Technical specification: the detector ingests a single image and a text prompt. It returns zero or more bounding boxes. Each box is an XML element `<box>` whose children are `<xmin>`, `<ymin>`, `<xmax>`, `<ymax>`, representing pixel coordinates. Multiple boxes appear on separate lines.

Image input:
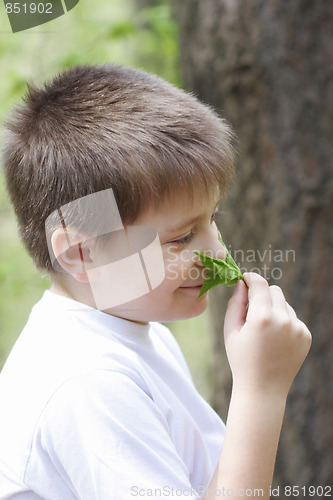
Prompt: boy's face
<box><xmin>95</xmin><ymin>189</ymin><xmax>227</xmax><ymax>323</ymax></box>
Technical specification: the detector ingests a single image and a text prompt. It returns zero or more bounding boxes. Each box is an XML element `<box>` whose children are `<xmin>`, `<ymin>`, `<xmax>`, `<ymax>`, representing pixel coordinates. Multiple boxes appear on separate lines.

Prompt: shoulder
<box><xmin>45</xmin><ymin>368</ymin><xmax>154</xmax><ymax>415</ymax></box>
<box><xmin>149</xmin><ymin>322</ymin><xmax>193</xmax><ymax>379</ymax></box>
<box><xmin>35</xmin><ymin>368</ymin><xmax>167</xmax><ymax>456</ymax></box>
<box><xmin>149</xmin><ymin>321</ymin><xmax>181</xmax><ymax>354</ymax></box>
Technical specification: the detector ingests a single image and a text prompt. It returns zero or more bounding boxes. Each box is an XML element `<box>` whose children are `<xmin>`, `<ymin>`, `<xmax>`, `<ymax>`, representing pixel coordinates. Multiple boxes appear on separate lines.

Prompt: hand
<box><xmin>224</xmin><ymin>273</ymin><xmax>312</xmax><ymax>398</ymax></box>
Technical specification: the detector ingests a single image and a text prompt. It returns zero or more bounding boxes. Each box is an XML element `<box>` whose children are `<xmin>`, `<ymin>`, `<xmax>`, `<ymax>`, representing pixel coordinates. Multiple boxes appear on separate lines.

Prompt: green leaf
<box><xmin>194</xmin><ymin>231</ymin><xmax>244</xmax><ymax>297</ymax></box>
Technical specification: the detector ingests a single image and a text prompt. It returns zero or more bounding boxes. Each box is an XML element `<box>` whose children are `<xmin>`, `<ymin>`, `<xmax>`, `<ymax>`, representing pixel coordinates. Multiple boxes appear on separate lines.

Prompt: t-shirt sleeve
<box><xmin>25</xmin><ymin>370</ymin><xmax>203</xmax><ymax>500</ymax></box>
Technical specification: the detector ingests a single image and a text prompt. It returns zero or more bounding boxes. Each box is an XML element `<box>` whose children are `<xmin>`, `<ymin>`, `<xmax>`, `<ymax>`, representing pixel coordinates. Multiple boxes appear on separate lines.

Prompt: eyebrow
<box><xmin>164</xmin><ymin>200</ymin><xmax>221</xmax><ymax>236</ymax></box>
<box><xmin>164</xmin><ymin>214</ymin><xmax>204</xmax><ymax>236</ymax></box>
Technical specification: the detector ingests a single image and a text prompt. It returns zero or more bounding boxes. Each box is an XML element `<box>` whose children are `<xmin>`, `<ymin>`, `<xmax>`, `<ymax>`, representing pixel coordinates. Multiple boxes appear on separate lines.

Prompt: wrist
<box><xmin>229</xmin><ymin>383</ymin><xmax>288</xmax><ymax>415</ymax></box>
<box><xmin>209</xmin><ymin>384</ymin><xmax>287</xmax><ymax>500</ymax></box>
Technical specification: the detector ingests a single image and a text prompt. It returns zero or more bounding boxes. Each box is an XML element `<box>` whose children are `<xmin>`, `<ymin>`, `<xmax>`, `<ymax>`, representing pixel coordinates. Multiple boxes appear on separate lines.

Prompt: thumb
<box><xmin>224</xmin><ymin>279</ymin><xmax>248</xmax><ymax>339</ymax></box>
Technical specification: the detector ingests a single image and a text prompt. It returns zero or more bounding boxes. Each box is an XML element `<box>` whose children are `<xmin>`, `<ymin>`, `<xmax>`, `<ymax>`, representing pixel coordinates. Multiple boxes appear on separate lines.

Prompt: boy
<box><xmin>0</xmin><ymin>65</ymin><xmax>311</xmax><ymax>499</ymax></box>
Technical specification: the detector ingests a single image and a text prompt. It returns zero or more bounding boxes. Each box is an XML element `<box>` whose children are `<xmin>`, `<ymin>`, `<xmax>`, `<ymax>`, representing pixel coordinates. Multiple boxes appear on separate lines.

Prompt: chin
<box><xmin>188</xmin><ymin>297</ymin><xmax>208</xmax><ymax>318</ymax></box>
<box><xmin>169</xmin><ymin>292</ymin><xmax>208</xmax><ymax>322</ymax></box>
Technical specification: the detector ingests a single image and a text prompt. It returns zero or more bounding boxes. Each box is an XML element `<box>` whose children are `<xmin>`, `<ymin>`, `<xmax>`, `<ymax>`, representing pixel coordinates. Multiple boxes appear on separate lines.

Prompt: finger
<box><xmin>243</xmin><ymin>272</ymin><xmax>272</xmax><ymax>320</ymax></box>
<box><xmin>285</xmin><ymin>303</ymin><xmax>310</xmax><ymax>339</ymax></box>
<box><xmin>224</xmin><ymin>279</ymin><xmax>248</xmax><ymax>337</ymax></box>
<box><xmin>286</xmin><ymin>302</ymin><xmax>298</xmax><ymax>320</ymax></box>
<box><xmin>270</xmin><ymin>286</ymin><xmax>299</xmax><ymax>321</ymax></box>
<box><xmin>269</xmin><ymin>285</ymin><xmax>289</xmax><ymax>313</ymax></box>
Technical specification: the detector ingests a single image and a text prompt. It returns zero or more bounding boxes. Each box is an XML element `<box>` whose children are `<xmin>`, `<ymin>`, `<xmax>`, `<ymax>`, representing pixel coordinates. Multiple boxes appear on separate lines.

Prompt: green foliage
<box><xmin>0</xmin><ymin>0</ymin><xmax>180</xmax><ymax>121</ymax></box>
<box><xmin>194</xmin><ymin>232</ymin><xmax>244</xmax><ymax>297</ymax></box>
<box><xmin>134</xmin><ymin>4</ymin><xmax>180</xmax><ymax>83</ymax></box>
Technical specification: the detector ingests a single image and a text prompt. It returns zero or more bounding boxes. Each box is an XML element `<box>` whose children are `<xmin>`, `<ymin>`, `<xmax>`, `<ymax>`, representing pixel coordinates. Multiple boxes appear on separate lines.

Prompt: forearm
<box><xmin>204</xmin><ymin>388</ymin><xmax>287</xmax><ymax>500</ymax></box>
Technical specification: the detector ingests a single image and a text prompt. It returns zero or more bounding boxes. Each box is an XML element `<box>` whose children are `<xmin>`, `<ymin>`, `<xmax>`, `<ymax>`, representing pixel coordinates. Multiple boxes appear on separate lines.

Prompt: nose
<box><xmin>210</xmin><ymin>237</ymin><xmax>227</xmax><ymax>260</ymax></box>
<box><xmin>194</xmin><ymin>229</ymin><xmax>227</xmax><ymax>266</ymax></box>
<box><xmin>215</xmin><ymin>242</ymin><xmax>227</xmax><ymax>260</ymax></box>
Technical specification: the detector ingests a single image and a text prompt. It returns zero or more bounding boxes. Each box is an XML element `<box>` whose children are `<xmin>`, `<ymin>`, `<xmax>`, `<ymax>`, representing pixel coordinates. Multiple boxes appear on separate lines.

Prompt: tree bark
<box><xmin>174</xmin><ymin>0</ymin><xmax>333</xmax><ymax>493</ymax></box>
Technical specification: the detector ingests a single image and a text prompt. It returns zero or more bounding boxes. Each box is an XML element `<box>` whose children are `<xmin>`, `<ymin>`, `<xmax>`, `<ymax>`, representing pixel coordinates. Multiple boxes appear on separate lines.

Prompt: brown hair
<box><xmin>1</xmin><ymin>64</ymin><xmax>235</xmax><ymax>274</ymax></box>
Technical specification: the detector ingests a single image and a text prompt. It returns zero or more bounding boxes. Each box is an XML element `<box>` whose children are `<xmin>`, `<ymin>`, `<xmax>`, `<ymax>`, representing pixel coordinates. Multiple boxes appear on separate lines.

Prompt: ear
<box><xmin>51</xmin><ymin>228</ymin><xmax>94</xmax><ymax>283</ymax></box>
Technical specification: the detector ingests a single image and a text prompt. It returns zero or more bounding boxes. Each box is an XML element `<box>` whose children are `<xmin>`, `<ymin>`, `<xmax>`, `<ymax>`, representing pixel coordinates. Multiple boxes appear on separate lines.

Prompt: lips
<box><xmin>179</xmin><ymin>283</ymin><xmax>204</xmax><ymax>289</ymax></box>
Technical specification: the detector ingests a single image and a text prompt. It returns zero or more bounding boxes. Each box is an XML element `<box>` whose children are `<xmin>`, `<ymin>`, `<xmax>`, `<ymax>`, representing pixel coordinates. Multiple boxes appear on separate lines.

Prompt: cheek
<box><xmin>163</xmin><ymin>248</ymin><xmax>194</xmax><ymax>283</ymax></box>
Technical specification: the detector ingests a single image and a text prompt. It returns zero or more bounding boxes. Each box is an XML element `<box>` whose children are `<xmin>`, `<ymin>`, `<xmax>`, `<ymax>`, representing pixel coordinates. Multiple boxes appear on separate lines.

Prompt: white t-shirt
<box><xmin>0</xmin><ymin>291</ymin><xmax>225</xmax><ymax>499</ymax></box>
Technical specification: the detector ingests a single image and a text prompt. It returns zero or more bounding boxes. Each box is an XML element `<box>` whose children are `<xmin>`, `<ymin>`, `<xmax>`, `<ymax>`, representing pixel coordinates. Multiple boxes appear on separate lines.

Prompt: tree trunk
<box><xmin>174</xmin><ymin>0</ymin><xmax>333</xmax><ymax>493</ymax></box>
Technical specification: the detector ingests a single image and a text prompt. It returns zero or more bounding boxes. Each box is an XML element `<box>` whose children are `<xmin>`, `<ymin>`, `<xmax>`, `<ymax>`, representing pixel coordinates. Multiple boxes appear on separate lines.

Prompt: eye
<box><xmin>172</xmin><ymin>232</ymin><xmax>194</xmax><ymax>245</ymax></box>
<box><xmin>211</xmin><ymin>210</ymin><xmax>223</xmax><ymax>224</ymax></box>
<box><xmin>169</xmin><ymin>211</ymin><xmax>223</xmax><ymax>246</ymax></box>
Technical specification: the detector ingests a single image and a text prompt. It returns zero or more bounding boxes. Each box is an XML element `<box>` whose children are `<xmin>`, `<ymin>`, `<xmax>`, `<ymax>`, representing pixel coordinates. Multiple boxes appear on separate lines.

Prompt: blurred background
<box><xmin>0</xmin><ymin>0</ymin><xmax>332</xmax><ymax>495</ymax></box>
